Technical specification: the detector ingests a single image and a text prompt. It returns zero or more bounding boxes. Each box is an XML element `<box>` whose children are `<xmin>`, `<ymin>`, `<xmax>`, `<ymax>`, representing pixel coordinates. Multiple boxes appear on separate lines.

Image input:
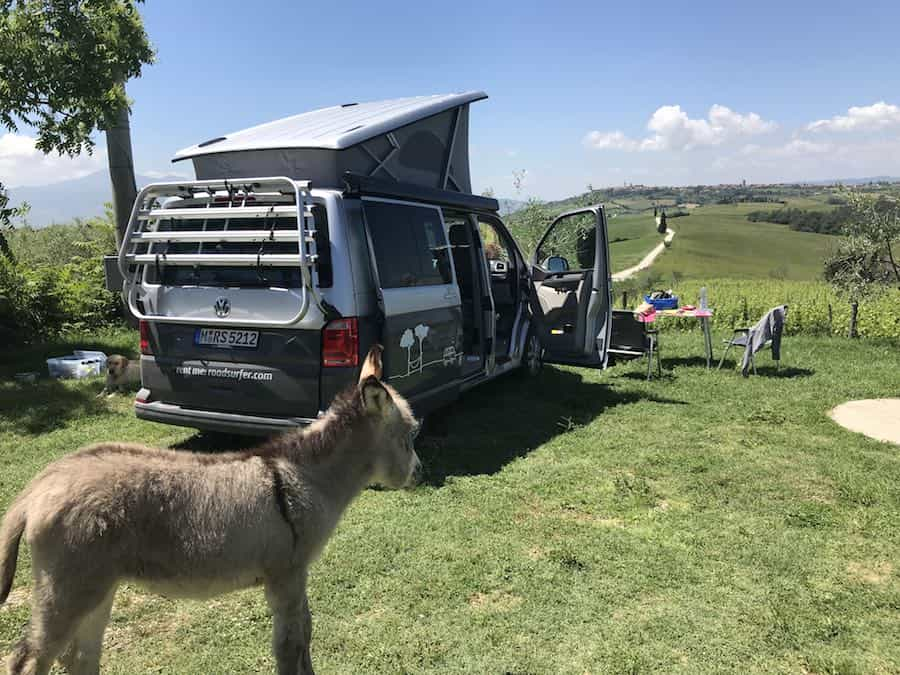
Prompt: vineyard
<box><xmin>617</xmin><ymin>279</ymin><xmax>900</xmax><ymax>339</ymax></box>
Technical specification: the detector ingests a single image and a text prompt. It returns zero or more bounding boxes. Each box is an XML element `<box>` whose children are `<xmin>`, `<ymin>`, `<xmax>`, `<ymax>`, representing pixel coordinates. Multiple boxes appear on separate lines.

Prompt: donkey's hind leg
<box><xmin>59</xmin><ymin>587</ymin><xmax>117</xmax><ymax>675</ymax></box>
<box><xmin>6</xmin><ymin>574</ymin><xmax>114</xmax><ymax>675</ymax></box>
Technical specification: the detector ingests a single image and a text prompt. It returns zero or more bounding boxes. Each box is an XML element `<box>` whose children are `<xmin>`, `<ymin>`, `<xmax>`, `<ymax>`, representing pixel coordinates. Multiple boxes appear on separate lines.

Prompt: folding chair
<box><xmin>718</xmin><ymin>305</ymin><xmax>788</xmax><ymax>376</ymax></box>
<box><xmin>608</xmin><ymin>309</ymin><xmax>661</xmax><ymax>380</ymax></box>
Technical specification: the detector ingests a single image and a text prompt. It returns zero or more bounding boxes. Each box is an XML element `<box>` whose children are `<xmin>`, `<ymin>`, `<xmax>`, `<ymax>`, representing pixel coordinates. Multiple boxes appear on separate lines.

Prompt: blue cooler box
<box><xmin>644</xmin><ymin>294</ymin><xmax>679</xmax><ymax>310</ymax></box>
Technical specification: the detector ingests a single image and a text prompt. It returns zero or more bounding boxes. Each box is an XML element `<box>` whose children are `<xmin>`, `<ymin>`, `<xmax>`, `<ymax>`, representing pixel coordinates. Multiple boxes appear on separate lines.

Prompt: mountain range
<box><xmin>7</xmin><ymin>171</ymin><xmax>188</xmax><ymax>227</ymax></box>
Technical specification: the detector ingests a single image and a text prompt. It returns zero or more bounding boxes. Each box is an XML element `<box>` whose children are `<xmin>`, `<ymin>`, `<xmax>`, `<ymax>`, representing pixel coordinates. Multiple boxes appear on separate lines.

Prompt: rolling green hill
<box><xmin>505</xmin><ymin>186</ymin><xmax>857</xmax><ymax>282</ymax></box>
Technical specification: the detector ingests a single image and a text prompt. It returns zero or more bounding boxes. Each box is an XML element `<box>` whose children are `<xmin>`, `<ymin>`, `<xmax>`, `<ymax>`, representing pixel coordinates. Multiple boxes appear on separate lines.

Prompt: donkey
<box><xmin>0</xmin><ymin>345</ymin><xmax>420</xmax><ymax>675</ymax></box>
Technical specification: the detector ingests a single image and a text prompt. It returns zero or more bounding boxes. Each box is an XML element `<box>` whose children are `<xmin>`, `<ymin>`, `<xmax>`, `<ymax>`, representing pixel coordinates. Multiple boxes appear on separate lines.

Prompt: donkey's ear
<box><xmin>359</xmin><ymin>375</ymin><xmax>393</xmax><ymax>416</ymax></box>
<box><xmin>359</xmin><ymin>344</ymin><xmax>384</xmax><ymax>383</ymax></box>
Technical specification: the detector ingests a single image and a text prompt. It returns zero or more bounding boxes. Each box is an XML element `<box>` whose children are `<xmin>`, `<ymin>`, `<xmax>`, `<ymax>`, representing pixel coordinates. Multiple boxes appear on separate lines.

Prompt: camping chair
<box><xmin>608</xmin><ymin>309</ymin><xmax>661</xmax><ymax>380</ymax></box>
<box><xmin>717</xmin><ymin>305</ymin><xmax>788</xmax><ymax>376</ymax></box>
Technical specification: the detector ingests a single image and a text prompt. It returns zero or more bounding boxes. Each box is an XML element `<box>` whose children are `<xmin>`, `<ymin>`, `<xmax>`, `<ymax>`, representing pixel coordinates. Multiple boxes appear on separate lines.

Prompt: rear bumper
<box><xmin>134</xmin><ymin>395</ymin><xmax>317</xmax><ymax>436</ymax></box>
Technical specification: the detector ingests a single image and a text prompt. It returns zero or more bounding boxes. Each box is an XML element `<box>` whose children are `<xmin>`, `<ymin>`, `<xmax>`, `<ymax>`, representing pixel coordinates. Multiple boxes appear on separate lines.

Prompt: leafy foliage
<box><xmin>823</xmin><ymin>191</ymin><xmax>900</xmax><ymax>335</ymax></box>
<box><xmin>614</xmin><ymin>276</ymin><xmax>900</xmax><ymax>339</ymax></box>
<box><xmin>747</xmin><ymin>206</ymin><xmax>850</xmax><ymax>235</ymax></box>
<box><xmin>0</xmin><ymin>213</ymin><xmax>120</xmax><ymax>343</ymax></box>
<box><xmin>0</xmin><ymin>0</ymin><xmax>153</xmax><ymax>155</ymax></box>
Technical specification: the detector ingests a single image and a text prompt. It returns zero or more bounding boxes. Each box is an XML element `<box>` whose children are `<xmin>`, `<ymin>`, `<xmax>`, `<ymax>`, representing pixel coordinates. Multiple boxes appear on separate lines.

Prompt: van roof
<box><xmin>173</xmin><ymin>91</ymin><xmax>488</xmax><ymax>161</ymax></box>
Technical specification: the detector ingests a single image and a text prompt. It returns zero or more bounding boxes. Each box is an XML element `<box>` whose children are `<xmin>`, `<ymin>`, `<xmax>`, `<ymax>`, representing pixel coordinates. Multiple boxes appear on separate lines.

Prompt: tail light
<box><xmin>322</xmin><ymin>318</ymin><xmax>359</xmax><ymax>367</ymax></box>
<box><xmin>139</xmin><ymin>320</ymin><xmax>152</xmax><ymax>355</ymax></box>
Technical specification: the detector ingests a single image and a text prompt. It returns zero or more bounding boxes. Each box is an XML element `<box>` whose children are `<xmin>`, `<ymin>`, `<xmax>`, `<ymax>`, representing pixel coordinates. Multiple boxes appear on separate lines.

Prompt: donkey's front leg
<box><xmin>266</xmin><ymin>573</ymin><xmax>315</xmax><ymax>675</ymax></box>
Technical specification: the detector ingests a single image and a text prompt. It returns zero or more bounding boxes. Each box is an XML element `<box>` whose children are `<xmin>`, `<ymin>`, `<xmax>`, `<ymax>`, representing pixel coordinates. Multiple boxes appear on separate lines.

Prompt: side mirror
<box><xmin>544</xmin><ymin>255</ymin><xmax>569</xmax><ymax>273</ymax></box>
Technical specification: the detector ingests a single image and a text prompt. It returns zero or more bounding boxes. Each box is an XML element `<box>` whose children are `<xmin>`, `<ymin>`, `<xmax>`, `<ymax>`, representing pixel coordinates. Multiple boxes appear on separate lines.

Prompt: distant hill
<box><xmin>8</xmin><ymin>172</ymin><xmax>896</xmax><ymax>229</ymax></box>
<box><xmin>803</xmin><ymin>176</ymin><xmax>900</xmax><ymax>186</ymax></box>
<box><xmin>8</xmin><ymin>171</ymin><xmax>189</xmax><ymax>228</ymax></box>
<box><xmin>10</xmin><ymin>170</ymin><xmax>525</xmax><ymax>228</ymax></box>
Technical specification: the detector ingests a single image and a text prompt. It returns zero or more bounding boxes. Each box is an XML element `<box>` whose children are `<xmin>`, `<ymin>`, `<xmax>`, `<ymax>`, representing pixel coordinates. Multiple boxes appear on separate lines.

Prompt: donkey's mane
<box><xmin>251</xmin><ymin>384</ymin><xmax>366</xmax><ymax>462</ymax></box>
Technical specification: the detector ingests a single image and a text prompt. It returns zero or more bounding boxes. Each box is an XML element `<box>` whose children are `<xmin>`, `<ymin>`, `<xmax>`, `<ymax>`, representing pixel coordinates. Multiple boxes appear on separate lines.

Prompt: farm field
<box><xmin>651</xmin><ymin>203</ymin><xmax>835</xmax><ymax>281</ymax></box>
<box><xmin>2</xmin><ymin>328</ymin><xmax>899</xmax><ymax>673</ymax></box>
<box><xmin>522</xmin><ymin>191</ymin><xmax>843</xmax><ymax>281</ymax></box>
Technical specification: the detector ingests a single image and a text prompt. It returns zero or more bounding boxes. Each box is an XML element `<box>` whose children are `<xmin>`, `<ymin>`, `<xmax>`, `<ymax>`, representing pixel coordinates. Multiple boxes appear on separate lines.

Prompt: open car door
<box><xmin>529</xmin><ymin>206</ymin><xmax>612</xmax><ymax>367</ymax></box>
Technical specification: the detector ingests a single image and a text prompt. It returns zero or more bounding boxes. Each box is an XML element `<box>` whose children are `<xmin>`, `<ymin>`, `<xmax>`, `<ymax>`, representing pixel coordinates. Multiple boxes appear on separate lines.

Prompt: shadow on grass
<box><xmin>658</xmin><ymin>355</ymin><xmax>714</xmax><ymax>369</ymax></box>
<box><xmin>0</xmin><ymin>379</ymin><xmax>108</xmax><ymax>435</ymax></box>
<box><xmin>716</xmin><ymin>360</ymin><xmax>814</xmax><ymax>378</ymax></box>
<box><xmin>171</xmin><ymin>432</ymin><xmax>257</xmax><ymax>454</ymax></box>
<box><xmin>417</xmin><ymin>366</ymin><xmax>686</xmax><ymax>486</ymax></box>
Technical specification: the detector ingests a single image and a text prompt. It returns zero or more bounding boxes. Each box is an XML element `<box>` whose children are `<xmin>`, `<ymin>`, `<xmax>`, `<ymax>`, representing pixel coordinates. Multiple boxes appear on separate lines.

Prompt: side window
<box><xmin>535</xmin><ymin>212</ymin><xmax>596</xmax><ymax>272</ymax></box>
<box><xmin>312</xmin><ymin>205</ymin><xmax>333</xmax><ymax>288</ymax></box>
<box><xmin>364</xmin><ymin>201</ymin><xmax>453</xmax><ymax>288</ymax></box>
<box><xmin>477</xmin><ymin>221</ymin><xmax>512</xmax><ymax>263</ymax></box>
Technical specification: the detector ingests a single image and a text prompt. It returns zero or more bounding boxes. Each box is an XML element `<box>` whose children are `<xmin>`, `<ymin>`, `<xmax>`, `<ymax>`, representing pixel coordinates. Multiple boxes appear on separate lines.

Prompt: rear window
<box><xmin>147</xmin><ymin>204</ymin><xmax>331</xmax><ymax>288</ymax></box>
<box><xmin>363</xmin><ymin>200</ymin><xmax>452</xmax><ymax>288</ymax></box>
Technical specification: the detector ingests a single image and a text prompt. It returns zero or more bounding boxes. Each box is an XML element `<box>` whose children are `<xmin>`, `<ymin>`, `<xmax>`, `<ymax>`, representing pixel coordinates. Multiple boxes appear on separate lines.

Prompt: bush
<box><xmin>614</xmin><ymin>278</ymin><xmax>900</xmax><ymax>339</ymax></box>
<box><xmin>746</xmin><ymin>206</ymin><xmax>849</xmax><ymax>235</ymax></box>
<box><xmin>0</xmin><ymin>216</ymin><xmax>121</xmax><ymax>343</ymax></box>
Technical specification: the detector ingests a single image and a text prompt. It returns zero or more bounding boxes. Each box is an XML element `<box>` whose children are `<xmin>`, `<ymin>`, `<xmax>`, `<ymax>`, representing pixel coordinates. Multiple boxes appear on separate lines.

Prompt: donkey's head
<box><xmin>357</xmin><ymin>345</ymin><xmax>422</xmax><ymax>489</ymax></box>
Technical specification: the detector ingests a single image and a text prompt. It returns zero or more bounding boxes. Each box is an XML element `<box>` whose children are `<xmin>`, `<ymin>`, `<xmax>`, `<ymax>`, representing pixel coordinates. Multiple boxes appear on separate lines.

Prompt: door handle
<box><xmin>444</xmin><ymin>288</ymin><xmax>459</xmax><ymax>301</ymax></box>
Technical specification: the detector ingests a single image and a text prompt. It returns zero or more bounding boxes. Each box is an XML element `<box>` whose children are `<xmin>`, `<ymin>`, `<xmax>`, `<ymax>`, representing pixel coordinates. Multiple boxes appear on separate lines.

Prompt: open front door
<box><xmin>529</xmin><ymin>206</ymin><xmax>611</xmax><ymax>368</ymax></box>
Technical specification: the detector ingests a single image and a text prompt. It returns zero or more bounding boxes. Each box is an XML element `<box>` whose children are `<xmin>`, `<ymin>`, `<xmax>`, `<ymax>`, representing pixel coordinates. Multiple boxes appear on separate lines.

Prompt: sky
<box><xmin>3</xmin><ymin>0</ymin><xmax>900</xmax><ymax>200</ymax></box>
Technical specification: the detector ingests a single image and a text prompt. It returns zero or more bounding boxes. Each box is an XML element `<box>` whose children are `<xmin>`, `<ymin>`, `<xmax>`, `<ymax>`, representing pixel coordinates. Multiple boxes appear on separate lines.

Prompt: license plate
<box><xmin>194</xmin><ymin>328</ymin><xmax>259</xmax><ymax>349</ymax></box>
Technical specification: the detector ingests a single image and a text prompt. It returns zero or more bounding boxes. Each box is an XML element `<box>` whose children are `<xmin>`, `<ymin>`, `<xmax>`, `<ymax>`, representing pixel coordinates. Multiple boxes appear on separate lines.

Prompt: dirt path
<box><xmin>612</xmin><ymin>228</ymin><xmax>675</xmax><ymax>281</ymax></box>
<box><xmin>829</xmin><ymin>399</ymin><xmax>900</xmax><ymax>445</ymax></box>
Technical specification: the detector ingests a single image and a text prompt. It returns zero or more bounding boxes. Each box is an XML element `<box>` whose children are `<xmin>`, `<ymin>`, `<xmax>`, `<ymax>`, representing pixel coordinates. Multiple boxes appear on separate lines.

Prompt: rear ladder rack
<box><xmin>117</xmin><ymin>176</ymin><xmax>317</xmax><ymax>327</ymax></box>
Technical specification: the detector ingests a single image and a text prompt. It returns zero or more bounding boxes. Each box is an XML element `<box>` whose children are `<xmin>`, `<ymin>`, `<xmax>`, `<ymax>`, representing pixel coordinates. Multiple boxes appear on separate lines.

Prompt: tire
<box><xmin>520</xmin><ymin>329</ymin><xmax>543</xmax><ymax>377</ymax></box>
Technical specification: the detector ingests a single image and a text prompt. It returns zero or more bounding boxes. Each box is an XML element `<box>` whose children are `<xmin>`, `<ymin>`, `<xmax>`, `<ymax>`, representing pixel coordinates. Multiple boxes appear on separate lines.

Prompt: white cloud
<box><xmin>0</xmin><ymin>133</ymin><xmax>105</xmax><ymax>187</ymax></box>
<box><xmin>807</xmin><ymin>102</ymin><xmax>900</xmax><ymax>133</ymax></box>
<box><xmin>583</xmin><ymin>130</ymin><xmax>638</xmax><ymax>151</ymax></box>
<box><xmin>584</xmin><ymin>104</ymin><xmax>776</xmax><ymax>153</ymax></box>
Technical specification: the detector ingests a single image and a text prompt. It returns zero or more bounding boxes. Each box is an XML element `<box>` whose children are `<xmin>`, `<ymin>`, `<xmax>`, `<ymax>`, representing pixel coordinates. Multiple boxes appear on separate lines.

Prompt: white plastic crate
<box><xmin>46</xmin><ymin>352</ymin><xmax>107</xmax><ymax>379</ymax></box>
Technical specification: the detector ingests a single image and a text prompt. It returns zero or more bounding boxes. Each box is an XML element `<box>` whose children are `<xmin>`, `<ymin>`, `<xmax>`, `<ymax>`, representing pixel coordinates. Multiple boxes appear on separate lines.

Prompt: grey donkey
<box><xmin>0</xmin><ymin>344</ymin><xmax>421</xmax><ymax>675</ymax></box>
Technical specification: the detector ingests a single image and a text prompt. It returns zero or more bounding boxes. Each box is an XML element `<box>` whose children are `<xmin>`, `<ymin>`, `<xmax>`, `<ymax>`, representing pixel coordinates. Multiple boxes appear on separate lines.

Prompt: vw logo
<box><xmin>213</xmin><ymin>297</ymin><xmax>231</xmax><ymax>318</ymax></box>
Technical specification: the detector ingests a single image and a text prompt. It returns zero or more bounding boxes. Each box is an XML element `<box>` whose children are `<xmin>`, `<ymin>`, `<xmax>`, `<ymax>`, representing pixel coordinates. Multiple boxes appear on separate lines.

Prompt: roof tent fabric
<box><xmin>173</xmin><ymin>92</ymin><xmax>486</xmax><ymax>194</ymax></box>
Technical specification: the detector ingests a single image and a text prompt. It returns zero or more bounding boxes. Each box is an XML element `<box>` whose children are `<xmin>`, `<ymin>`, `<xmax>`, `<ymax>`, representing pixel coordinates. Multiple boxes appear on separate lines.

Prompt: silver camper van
<box><xmin>115</xmin><ymin>92</ymin><xmax>613</xmax><ymax>435</ymax></box>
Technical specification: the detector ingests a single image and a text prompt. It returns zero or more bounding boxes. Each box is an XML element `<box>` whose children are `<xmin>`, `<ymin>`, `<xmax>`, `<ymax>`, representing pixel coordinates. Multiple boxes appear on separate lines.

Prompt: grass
<box><xmin>603</xmin><ymin>202</ymin><xmax>837</xmax><ymax>281</ymax></box>
<box><xmin>645</xmin><ymin>203</ymin><xmax>835</xmax><ymax>282</ymax></box>
<box><xmin>1</xmin><ymin>328</ymin><xmax>899</xmax><ymax>673</ymax></box>
<box><xmin>608</xmin><ymin>214</ymin><xmax>663</xmax><ymax>272</ymax></box>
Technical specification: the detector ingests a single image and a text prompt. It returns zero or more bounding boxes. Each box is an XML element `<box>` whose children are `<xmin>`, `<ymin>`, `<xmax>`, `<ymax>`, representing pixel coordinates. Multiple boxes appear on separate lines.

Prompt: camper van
<box><xmin>115</xmin><ymin>92</ymin><xmax>612</xmax><ymax>434</ymax></box>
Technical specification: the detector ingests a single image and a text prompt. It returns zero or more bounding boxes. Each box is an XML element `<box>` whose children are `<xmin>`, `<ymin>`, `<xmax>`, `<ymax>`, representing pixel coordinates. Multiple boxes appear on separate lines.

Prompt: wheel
<box><xmin>521</xmin><ymin>330</ymin><xmax>543</xmax><ymax>377</ymax></box>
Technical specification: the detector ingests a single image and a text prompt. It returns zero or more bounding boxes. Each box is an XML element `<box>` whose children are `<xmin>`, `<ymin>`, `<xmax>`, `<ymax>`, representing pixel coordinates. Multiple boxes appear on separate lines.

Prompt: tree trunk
<box><xmin>847</xmin><ymin>300</ymin><xmax>859</xmax><ymax>339</ymax></box>
<box><xmin>105</xmin><ymin>97</ymin><xmax>137</xmax><ymax>249</ymax></box>
<box><xmin>0</xmin><ymin>230</ymin><xmax>13</xmax><ymax>263</ymax></box>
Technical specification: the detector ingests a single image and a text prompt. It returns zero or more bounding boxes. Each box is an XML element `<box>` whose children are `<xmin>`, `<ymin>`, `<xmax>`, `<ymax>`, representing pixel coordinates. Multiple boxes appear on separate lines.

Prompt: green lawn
<box><xmin>2</xmin><ymin>329</ymin><xmax>899</xmax><ymax>673</ymax></box>
<box><xmin>649</xmin><ymin>203</ymin><xmax>835</xmax><ymax>281</ymax></box>
<box><xmin>608</xmin><ymin>213</ymin><xmax>664</xmax><ymax>272</ymax></box>
<box><xmin>604</xmin><ymin>203</ymin><xmax>835</xmax><ymax>281</ymax></box>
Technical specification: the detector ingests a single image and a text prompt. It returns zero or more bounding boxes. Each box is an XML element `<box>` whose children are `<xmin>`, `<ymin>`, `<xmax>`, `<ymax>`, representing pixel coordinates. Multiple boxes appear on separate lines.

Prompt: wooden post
<box><xmin>848</xmin><ymin>301</ymin><xmax>859</xmax><ymax>339</ymax></box>
<box><xmin>827</xmin><ymin>303</ymin><xmax>833</xmax><ymax>335</ymax></box>
<box><xmin>621</xmin><ymin>291</ymin><xmax>628</xmax><ymax>309</ymax></box>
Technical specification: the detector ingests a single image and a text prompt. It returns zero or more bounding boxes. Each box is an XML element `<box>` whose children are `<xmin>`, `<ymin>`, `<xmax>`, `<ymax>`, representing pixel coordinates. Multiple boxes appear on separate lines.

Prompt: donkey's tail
<box><xmin>0</xmin><ymin>493</ymin><xmax>28</xmax><ymax>605</ymax></box>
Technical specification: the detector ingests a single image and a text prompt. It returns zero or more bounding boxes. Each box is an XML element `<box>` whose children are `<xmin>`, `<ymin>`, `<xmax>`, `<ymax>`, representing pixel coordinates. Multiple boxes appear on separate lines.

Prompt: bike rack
<box><xmin>117</xmin><ymin>176</ymin><xmax>317</xmax><ymax>327</ymax></box>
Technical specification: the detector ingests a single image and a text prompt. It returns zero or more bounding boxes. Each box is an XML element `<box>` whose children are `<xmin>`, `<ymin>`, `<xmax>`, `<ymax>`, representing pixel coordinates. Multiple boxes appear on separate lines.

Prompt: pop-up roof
<box><xmin>173</xmin><ymin>91</ymin><xmax>487</xmax><ymax>194</ymax></box>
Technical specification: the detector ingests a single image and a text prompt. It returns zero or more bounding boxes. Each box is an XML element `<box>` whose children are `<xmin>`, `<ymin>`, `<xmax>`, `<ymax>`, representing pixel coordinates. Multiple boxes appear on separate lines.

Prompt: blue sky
<box><xmin>4</xmin><ymin>0</ymin><xmax>900</xmax><ymax>199</ymax></box>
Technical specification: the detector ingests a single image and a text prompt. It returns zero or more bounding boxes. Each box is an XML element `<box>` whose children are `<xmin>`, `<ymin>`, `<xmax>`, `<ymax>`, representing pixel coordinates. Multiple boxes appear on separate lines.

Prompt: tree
<box><xmin>0</xmin><ymin>191</ymin><xmax>28</xmax><ymax>261</ymax></box>
<box><xmin>0</xmin><ymin>0</ymin><xmax>154</xmax><ymax>244</ymax></box>
<box><xmin>823</xmin><ymin>191</ymin><xmax>898</xmax><ymax>337</ymax></box>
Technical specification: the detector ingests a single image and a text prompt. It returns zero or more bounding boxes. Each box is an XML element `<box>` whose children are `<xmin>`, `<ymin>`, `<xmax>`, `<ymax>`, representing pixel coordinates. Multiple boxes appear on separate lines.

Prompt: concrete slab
<box><xmin>829</xmin><ymin>399</ymin><xmax>900</xmax><ymax>445</ymax></box>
